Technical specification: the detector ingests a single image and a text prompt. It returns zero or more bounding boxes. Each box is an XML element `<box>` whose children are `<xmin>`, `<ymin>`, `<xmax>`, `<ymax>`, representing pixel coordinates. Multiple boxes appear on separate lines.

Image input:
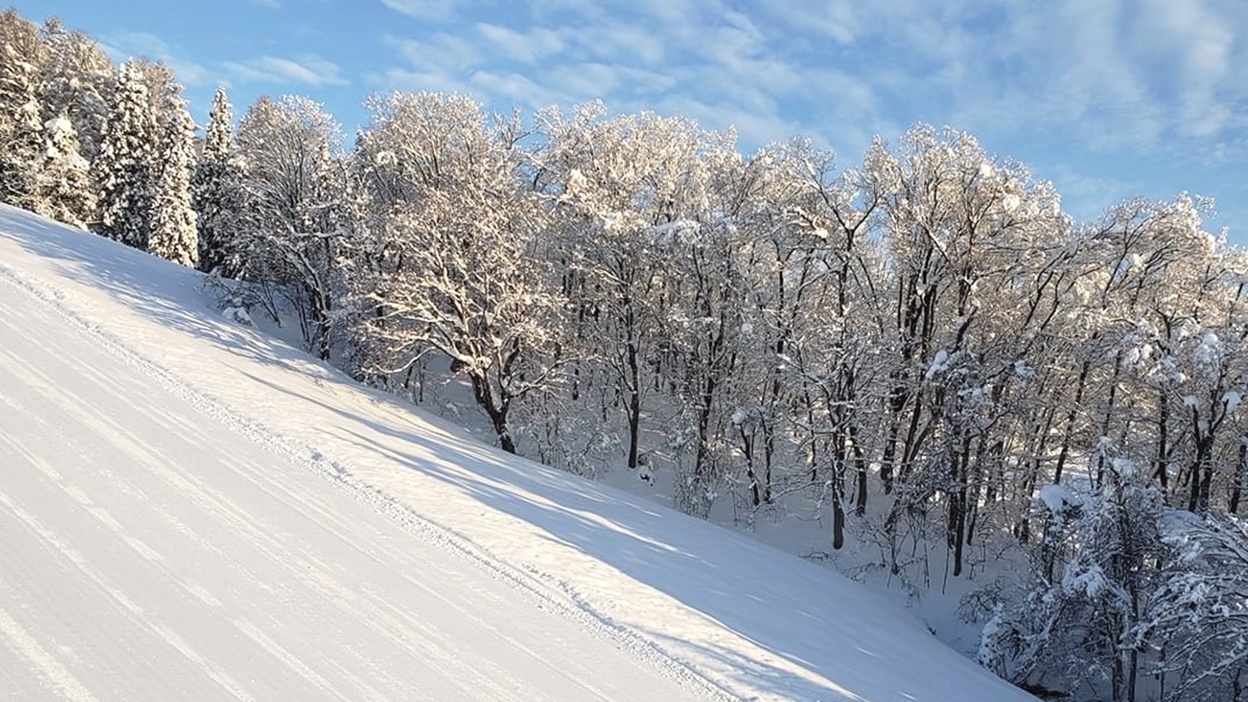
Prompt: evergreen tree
<box><xmin>37</xmin><ymin>17</ymin><xmax>114</xmax><ymax>164</ymax></box>
<box><xmin>35</xmin><ymin>114</ymin><xmax>95</xmax><ymax>228</ymax></box>
<box><xmin>203</xmin><ymin>86</ymin><xmax>233</xmax><ymax>158</ymax></box>
<box><xmin>148</xmin><ymin>88</ymin><xmax>198</xmax><ymax>266</ymax></box>
<box><xmin>0</xmin><ymin>10</ymin><xmax>47</xmax><ymax>210</ymax></box>
<box><xmin>192</xmin><ymin>86</ymin><xmax>244</xmax><ymax>274</ymax></box>
<box><xmin>94</xmin><ymin>59</ymin><xmax>154</xmax><ymax>249</ymax></box>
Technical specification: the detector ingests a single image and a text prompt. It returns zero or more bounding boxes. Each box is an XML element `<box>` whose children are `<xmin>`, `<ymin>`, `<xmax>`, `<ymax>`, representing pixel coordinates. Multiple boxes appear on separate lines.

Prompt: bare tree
<box><xmin>345</xmin><ymin>92</ymin><xmax>566</xmax><ymax>453</ymax></box>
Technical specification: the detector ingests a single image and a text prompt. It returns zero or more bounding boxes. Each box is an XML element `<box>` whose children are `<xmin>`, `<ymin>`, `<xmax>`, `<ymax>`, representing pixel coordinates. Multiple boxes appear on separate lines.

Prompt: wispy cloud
<box><xmin>367</xmin><ymin>0</ymin><xmax>1247</xmax><ymax>165</ymax></box>
<box><xmin>475</xmin><ymin>23</ymin><xmax>564</xmax><ymax>64</ymax></box>
<box><xmin>380</xmin><ymin>0</ymin><xmax>462</xmax><ymax>21</ymax></box>
<box><xmin>224</xmin><ymin>55</ymin><xmax>348</xmax><ymax>87</ymax></box>
<box><xmin>99</xmin><ymin>31</ymin><xmax>213</xmax><ymax>86</ymax></box>
<box><xmin>372</xmin><ymin>68</ymin><xmax>473</xmax><ymax>98</ymax></box>
<box><xmin>384</xmin><ymin>34</ymin><xmax>483</xmax><ymax>73</ymax></box>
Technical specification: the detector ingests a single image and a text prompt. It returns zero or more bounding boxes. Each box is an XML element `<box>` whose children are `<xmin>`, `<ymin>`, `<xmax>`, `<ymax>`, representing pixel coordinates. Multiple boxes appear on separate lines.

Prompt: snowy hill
<box><xmin>0</xmin><ymin>203</ymin><xmax>1037</xmax><ymax>701</ymax></box>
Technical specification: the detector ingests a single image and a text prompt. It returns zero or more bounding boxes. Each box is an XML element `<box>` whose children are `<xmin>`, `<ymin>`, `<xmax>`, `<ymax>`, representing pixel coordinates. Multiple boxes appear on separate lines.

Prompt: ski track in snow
<box><xmin>0</xmin><ymin>247</ymin><xmax>718</xmax><ymax>700</ymax></box>
<box><xmin>0</xmin><ymin>205</ymin><xmax>1040</xmax><ymax>702</ymax></box>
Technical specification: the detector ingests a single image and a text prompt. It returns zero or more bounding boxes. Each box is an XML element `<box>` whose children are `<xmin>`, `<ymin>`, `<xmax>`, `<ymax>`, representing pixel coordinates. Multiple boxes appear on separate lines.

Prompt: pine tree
<box><xmin>94</xmin><ymin>59</ymin><xmax>154</xmax><ymax>249</ymax></box>
<box><xmin>192</xmin><ymin>86</ymin><xmax>244</xmax><ymax>274</ymax></box>
<box><xmin>148</xmin><ymin>88</ymin><xmax>198</xmax><ymax>267</ymax></box>
<box><xmin>0</xmin><ymin>10</ymin><xmax>47</xmax><ymax>210</ymax></box>
<box><xmin>35</xmin><ymin>114</ymin><xmax>95</xmax><ymax>228</ymax></box>
<box><xmin>37</xmin><ymin>17</ymin><xmax>114</xmax><ymax>165</ymax></box>
<box><xmin>203</xmin><ymin>86</ymin><xmax>232</xmax><ymax>159</ymax></box>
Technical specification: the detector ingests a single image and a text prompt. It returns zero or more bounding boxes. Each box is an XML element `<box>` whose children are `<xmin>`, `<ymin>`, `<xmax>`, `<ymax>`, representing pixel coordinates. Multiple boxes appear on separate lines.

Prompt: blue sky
<box><xmin>15</xmin><ymin>0</ymin><xmax>1248</xmax><ymax>243</ymax></box>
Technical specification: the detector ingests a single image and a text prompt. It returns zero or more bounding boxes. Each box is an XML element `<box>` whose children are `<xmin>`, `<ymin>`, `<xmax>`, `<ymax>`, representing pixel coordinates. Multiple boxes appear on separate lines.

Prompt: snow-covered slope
<box><xmin>0</xmin><ymin>204</ymin><xmax>1036</xmax><ymax>701</ymax></box>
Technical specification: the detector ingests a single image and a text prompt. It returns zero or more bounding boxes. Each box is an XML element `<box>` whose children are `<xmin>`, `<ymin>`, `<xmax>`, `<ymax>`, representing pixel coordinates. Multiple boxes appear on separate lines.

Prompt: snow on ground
<box><xmin>0</xmin><ymin>204</ymin><xmax>1037</xmax><ymax>701</ymax></box>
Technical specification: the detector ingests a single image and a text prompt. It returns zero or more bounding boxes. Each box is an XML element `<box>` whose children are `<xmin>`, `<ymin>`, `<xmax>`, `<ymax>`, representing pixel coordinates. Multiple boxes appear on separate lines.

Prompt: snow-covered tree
<box><xmin>0</xmin><ymin>10</ymin><xmax>47</xmax><ymax>210</ymax></box>
<box><xmin>861</xmin><ymin>125</ymin><xmax>1070</xmax><ymax>575</ymax></box>
<box><xmin>981</xmin><ymin>457</ymin><xmax>1169</xmax><ymax>702</ymax></box>
<box><xmin>667</xmin><ymin>230</ymin><xmax>749</xmax><ymax>515</ymax></box>
<box><xmin>192</xmin><ymin>87</ymin><xmax>245</xmax><ymax>275</ymax></box>
<box><xmin>34</xmin><ymin>114</ymin><xmax>94</xmax><ymax>228</ymax></box>
<box><xmin>235</xmin><ymin>94</ymin><xmax>345</xmax><ymax>359</ymax></box>
<box><xmin>94</xmin><ymin>59</ymin><xmax>155</xmax><ymax>248</ymax></box>
<box><xmin>745</xmin><ymin>140</ymin><xmax>887</xmax><ymax>546</ymax></box>
<box><xmin>346</xmin><ymin>92</ymin><xmax>565</xmax><ymax>454</ymax></box>
<box><xmin>37</xmin><ymin>17</ymin><xmax>113</xmax><ymax>164</ymax></box>
<box><xmin>1069</xmin><ymin>195</ymin><xmax>1247</xmax><ymax>514</ymax></box>
<box><xmin>536</xmin><ymin>104</ymin><xmax>715</xmax><ymax>473</ymax></box>
<box><xmin>1151</xmin><ymin>512</ymin><xmax>1248</xmax><ymax>702</ymax></box>
<box><xmin>148</xmin><ymin>87</ymin><xmax>197</xmax><ymax>267</ymax></box>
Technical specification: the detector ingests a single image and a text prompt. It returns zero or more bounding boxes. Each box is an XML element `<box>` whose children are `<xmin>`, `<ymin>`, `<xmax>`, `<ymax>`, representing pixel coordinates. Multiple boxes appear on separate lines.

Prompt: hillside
<box><xmin>0</xmin><ymin>203</ymin><xmax>1036</xmax><ymax>700</ymax></box>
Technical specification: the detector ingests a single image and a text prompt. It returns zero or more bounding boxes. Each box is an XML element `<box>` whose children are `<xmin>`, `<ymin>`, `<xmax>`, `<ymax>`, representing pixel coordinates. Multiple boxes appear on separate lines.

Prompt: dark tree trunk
<box><xmin>626</xmin><ymin>338</ymin><xmax>642</xmax><ymax>469</ymax></box>
<box><xmin>470</xmin><ymin>372</ymin><xmax>515</xmax><ymax>454</ymax></box>
<box><xmin>1188</xmin><ymin>412</ymin><xmax>1214</xmax><ymax>514</ymax></box>
<box><xmin>1154</xmin><ymin>388</ymin><xmax>1169</xmax><ymax>490</ymax></box>
<box><xmin>949</xmin><ymin>436</ymin><xmax>971</xmax><ymax>577</ymax></box>
<box><xmin>831</xmin><ymin>478</ymin><xmax>845</xmax><ymax>551</ymax></box>
<box><xmin>1054</xmin><ymin>360</ymin><xmax>1090</xmax><ymax>485</ymax></box>
<box><xmin>622</xmin><ymin>284</ymin><xmax>644</xmax><ymax>469</ymax></box>
<box><xmin>852</xmin><ymin>422</ymin><xmax>868</xmax><ymax>517</ymax></box>
<box><xmin>1230</xmin><ymin>440</ymin><xmax>1247</xmax><ymax>514</ymax></box>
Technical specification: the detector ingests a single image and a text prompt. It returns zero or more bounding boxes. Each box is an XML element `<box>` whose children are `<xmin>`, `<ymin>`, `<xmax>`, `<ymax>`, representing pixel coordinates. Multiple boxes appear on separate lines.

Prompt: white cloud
<box><xmin>224</xmin><ymin>55</ymin><xmax>348</xmax><ymax>87</ymax></box>
<box><xmin>565</xmin><ymin>24</ymin><xmax>667</xmax><ymax>65</ymax></box>
<box><xmin>99</xmin><ymin>31</ymin><xmax>213</xmax><ymax>86</ymax></box>
<box><xmin>385</xmin><ymin>34</ymin><xmax>483</xmax><ymax>73</ymax></box>
<box><xmin>468</xmin><ymin>70</ymin><xmax>568</xmax><ymax>110</ymax></box>
<box><xmin>371</xmin><ymin>67</ymin><xmax>473</xmax><ymax>97</ymax></box>
<box><xmin>1040</xmin><ymin>163</ymin><xmax>1146</xmax><ymax>223</ymax></box>
<box><xmin>370</xmin><ymin>0</ymin><xmax>1246</xmax><ymax>165</ymax></box>
<box><xmin>630</xmin><ymin>0</ymin><xmax>715</xmax><ymax>25</ymax></box>
<box><xmin>547</xmin><ymin>62</ymin><xmax>680</xmax><ymax>102</ymax></box>
<box><xmin>766</xmin><ymin>0</ymin><xmax>856</xmax><ymax>45</ymax></box>
<box><xmin>652</xmin><ymin>94</ymin><xmax>794</xmax><ymax>150</ymax></box>
<box><xmin>380</xmin><ymin>0</ymin><xmax>462</xmax><ymax>21</ymax></box>
<box><xmin>476</xmin><ymin>23</ymin><xmax>564</xmax><ymax>63</ymax></box>
<box><xmin>827</xmin><ymin>0</ymin><xmax>1246</xmax><ymax>155</ymax></box>
<box><xmin>1131</xmin><ymin>0</ymin><xmax>1237</xmax><ymax>138</ymax></box>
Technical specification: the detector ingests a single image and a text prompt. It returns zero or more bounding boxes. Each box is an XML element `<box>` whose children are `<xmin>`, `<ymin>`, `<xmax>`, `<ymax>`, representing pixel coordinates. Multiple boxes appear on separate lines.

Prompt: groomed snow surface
<box><xmin>0</xmin><ymin>204</ymin><xmax>1037</xmax><ymax>701</ymax></box>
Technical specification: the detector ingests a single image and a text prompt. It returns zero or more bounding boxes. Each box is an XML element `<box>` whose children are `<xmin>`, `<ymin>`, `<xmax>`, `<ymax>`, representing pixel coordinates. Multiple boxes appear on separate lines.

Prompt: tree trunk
<box><xmin>1154</xmin><ymin>388</ymin><xmax>1169</xmax><ymax>490</ymax></box>
<box><xmin>949</xmin><ymin>436</ymin><xmax>971</xmax><ymax>577</ymax></box>
<box><xmin>1053</xmin><ymin>361</ymin><xmax>1090</xmax><ymax>485</ymax></box>
<box><xmin>470</xmin><ymin>372</ymin><xmax>515</xmax><ymax>454</ymax></box>
<box><xmin>1230</xmin><ymin>440</ymin><xmax>1247</xmax><ymax>514</ymax></box>
<box><xmin>1188</xmin><ymin>432</ymin><xmax>1214</xmax><ymax>513</ymax></box>
<box><xmin>626</xmin><ymin>340</ymin><xmax>642</xmax><ymax>469</ymax></box>
<box><xmin>688</xmin><ymin>372</ymin><xmax>718</xmax><ymax>518</ymax></box>
<box><xmin>740</xmin><ymin>425</ymin><xmax>760</xmax><ymax>507</ymax></box>
<box><xmin>852</xmin><ymin>421</ymin><xmax>868</xmax><ymax>517</ymax></box>
<box><xmin>831</xmin><ymin>477</ymin><xmax>845</xmax><ymax>550</ymax></box>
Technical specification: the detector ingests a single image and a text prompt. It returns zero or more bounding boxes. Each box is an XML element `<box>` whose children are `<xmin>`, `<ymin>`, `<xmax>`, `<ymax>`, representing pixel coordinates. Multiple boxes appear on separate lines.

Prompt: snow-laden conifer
<box><xmin>37</xmin><ymin>17</ymin><xmax>114</xmax><ymax>164</ymax></box>
<box><xmin>35</xmin><ymin>114</ymin><xmax>94</xmax><ymax>228</ymax></box>
<box><xmin>0</xmin><ymin>11</ymin><xmax>47</xmax><ymax>210</ymax></box>
<box><xmin>94</xmin><ymin>59</ymin><xmax>154</xmax><ymax>249</ymax></box>
<box><xmin>192</xmin><ymin>86</ymin><xmax>245</xmax><ymax>275</ymax></box>
<box><xmin>148</xmin><ymin>90</ymin><xmax>197</xmax><ymax>267</ymax></box>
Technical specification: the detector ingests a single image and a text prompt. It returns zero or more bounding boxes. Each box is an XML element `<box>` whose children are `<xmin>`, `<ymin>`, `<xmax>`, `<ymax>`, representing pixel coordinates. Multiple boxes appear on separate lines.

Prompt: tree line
<box><xmin>4</xmin><ymin>9</ymin><xmax>1248</xmax><ymax>700</ymax></box>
